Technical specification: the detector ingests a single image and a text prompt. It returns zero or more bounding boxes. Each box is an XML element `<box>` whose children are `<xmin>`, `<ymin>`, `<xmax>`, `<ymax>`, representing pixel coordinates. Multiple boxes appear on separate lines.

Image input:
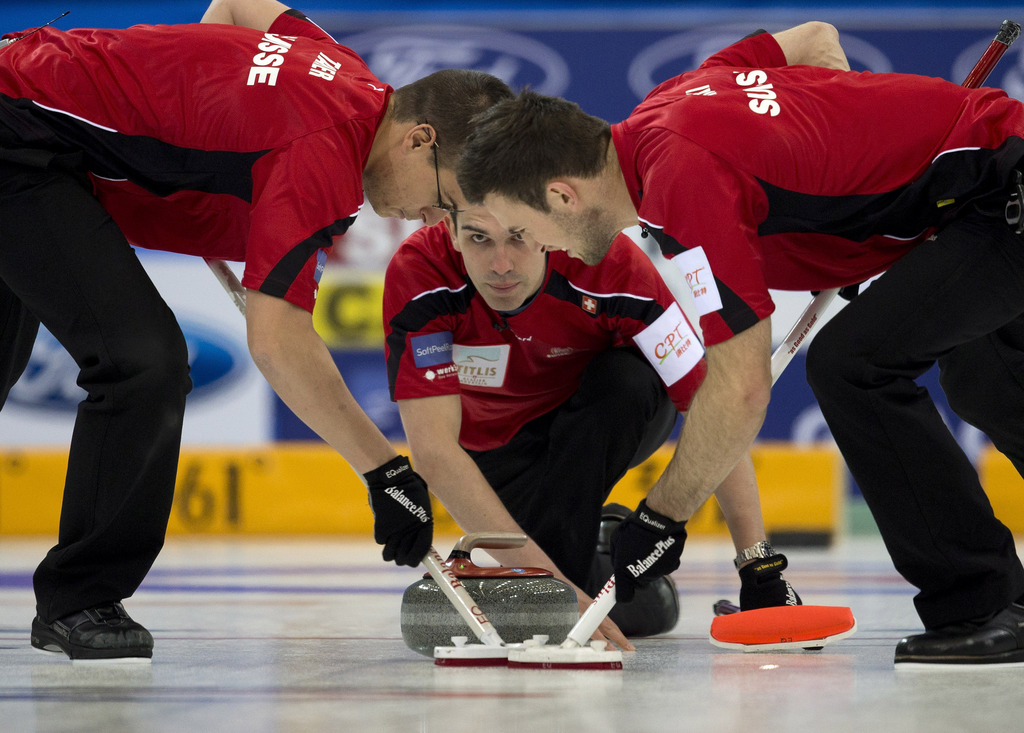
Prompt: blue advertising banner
<box><xmin>330</xmin><ymin>22</ymin><xmax>1024</xmax><ymax>125</ymax></box>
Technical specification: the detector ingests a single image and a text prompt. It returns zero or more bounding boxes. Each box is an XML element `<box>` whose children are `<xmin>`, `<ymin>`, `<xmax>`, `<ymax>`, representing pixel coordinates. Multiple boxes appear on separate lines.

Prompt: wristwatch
<box><xmin>734</xmin><ymin>540</ymin><xmax>776</xmax><ymax>568</ymax></box>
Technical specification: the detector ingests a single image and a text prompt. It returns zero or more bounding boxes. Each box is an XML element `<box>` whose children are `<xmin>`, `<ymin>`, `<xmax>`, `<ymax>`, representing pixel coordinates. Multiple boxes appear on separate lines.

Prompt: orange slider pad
<box><xmin>710</xmin><ymin>605</ymin><xmax>857</xmax><ymax>652</ymax></box>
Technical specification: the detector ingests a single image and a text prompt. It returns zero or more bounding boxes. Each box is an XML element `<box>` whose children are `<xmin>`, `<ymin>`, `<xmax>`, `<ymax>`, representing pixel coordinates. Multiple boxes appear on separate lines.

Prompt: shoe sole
<box><xmin>32</xmin><ymin>645</ymin><xmax>152</xmax><ymax>664</ymax></box>
<box><xmin>895</xmin><ymin>650</ymin><xmax>1024</xmax><ymax>669</ymax></box>
<box><xmin>896</xmin><ymin>660</ymin><xmax>1024</xmax><ymax>670</ymax></box>
<box><xmin>31</xmin><ymin>620</ymin><xmax>153</xmax><ymax>662</ymax></box>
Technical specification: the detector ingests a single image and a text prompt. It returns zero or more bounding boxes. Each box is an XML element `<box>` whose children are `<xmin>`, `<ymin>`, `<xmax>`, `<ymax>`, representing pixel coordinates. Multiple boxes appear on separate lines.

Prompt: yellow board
<box><xmin>0</xmin><ymin>451</ymin><xmax>69</xmax><ymax>534</ymax></box>
<box><xmin>7</xmin><ymin>444</ymin><xmax>1022</xmax><ymax>539</ymax></box>
<box><xmin>978</xmin><ymin>450</ymin><xmax>1024</xmax><ymax>531</ymax></box>
<box><xmin>311</xmin><ymin>273</ymin><xmax>386</xmax><ymax>349</ymax></box>
<box><xmin>0</xmin><ymin>442</ymin><xmax>845</xmax><ymax>538</ymax></box>
<box><xmin>0</xmin><ymin>445</ymin><xmax>368</xmax><ymax>536</ymax></box>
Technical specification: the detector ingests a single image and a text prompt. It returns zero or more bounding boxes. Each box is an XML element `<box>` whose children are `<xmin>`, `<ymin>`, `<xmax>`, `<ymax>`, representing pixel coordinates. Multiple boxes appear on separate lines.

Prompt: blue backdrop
<box><xmin>2</xmin><ymin>1</ymin><xmax>1010</xmax><ymax>468</ymax></box>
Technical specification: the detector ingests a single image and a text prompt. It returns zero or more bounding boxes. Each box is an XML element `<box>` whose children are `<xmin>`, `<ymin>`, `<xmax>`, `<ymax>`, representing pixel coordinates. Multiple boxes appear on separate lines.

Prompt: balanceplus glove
<box><xmin>610</xmin><ymin>499</ymin><xmax>687</xmax><ymax>603</ymax></box>
<box><xmin>738</xmin><ymin>553</ymin><xmax>802</xmax><ymax>611</ymax></box>
<box><xmin>363</xmin><ymin>456</ymin><xmax>433</xmax><ymax>567</ymax></box>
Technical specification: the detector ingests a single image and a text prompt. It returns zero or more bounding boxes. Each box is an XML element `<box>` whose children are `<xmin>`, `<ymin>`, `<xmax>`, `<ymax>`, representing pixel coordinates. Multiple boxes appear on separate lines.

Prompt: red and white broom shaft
<box><xmin>562</xmin><ymin>574</ymin><xmax>618</xmax><ymax>649</ymax></box>
<box><xmin>421</xmin><ymin>547</ymin><xmax>505</xmax><ymax>647</ymax></box>
<box><xmin>770</xmin><ymin>19</ymin><xmax>1021</xmax><ymax>385</ymax></box>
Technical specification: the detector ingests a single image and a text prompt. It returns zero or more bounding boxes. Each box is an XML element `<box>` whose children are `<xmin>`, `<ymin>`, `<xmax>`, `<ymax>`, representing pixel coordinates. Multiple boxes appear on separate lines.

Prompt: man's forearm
<box><xmin>645</xmin><ymin>319</ymin><xmax>772</xmax><ymax>521</ymax></box>
<box><xmin>414</xmin><ymin>442</ymin><xmax>568</xmax><ymax>573</ymax></box>
<box><xmin>712</xmin><ymin>452</ymin><xmax>769</xmax><ymax>553</ymax></box>
<box><xmin>247</xmin><ymin>291</ymin><xmax>396</xmax><ymax>474</ymax></box>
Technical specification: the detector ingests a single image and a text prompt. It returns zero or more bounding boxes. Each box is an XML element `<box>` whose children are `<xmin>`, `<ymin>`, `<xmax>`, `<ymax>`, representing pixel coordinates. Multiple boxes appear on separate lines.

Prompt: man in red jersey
<box><xmin>458</xmin><ymin>22</ymin><xmax>1024</xmax><ymax>666</ymax></box>
<box><xmin>385</xmin><ymin>208</ymin><xmax>804</xmax><ymax>649</ymax></box>
<box><xmin>0</xmin><ymin>0</ymin><xmax>511</xmax><ymax>660</ymax></box>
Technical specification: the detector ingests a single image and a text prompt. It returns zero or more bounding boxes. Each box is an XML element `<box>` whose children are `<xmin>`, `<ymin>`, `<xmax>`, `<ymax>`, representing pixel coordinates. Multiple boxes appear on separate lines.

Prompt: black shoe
<box><xmin>591</xmin><ymin>503</ymin><xmax>679</xmax><ymax>636</ymax></box>
<box><xmin>894</xmin><ymin>603</ymin><xmax>1024</xmax><ymax>667</ymax></box>
<box><xmin>738</xmin><ymin>553</ymin><xmax>802</xmax><ymax>611</ymax></box>
<box><xmin>31</xmin><ymin>603</ymin><xmax>153</xmax><ymax>661</ymax></box>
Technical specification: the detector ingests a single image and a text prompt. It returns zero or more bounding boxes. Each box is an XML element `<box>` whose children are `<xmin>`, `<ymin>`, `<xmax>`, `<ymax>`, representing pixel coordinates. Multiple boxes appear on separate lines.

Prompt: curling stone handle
<box><xmin>422</xmin><ymin>546</ymin><xmax>505</xmax><ymax>647</ymax></box>
<box><xmin>562</xmin><ymin>574</ymin><xmax>618</xmax><ymax>649</ymax></box>
<box><xmin>452</xmin><ymin>531</ymin><xmax>529</xmax><ymax>554</ymax></box>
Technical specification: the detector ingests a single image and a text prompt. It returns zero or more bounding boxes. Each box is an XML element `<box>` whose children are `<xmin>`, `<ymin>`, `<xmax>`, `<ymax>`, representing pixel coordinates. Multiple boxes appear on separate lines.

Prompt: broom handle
<box><xmin>422</xmin><ymin>547</ymin><xmax>505</xmax><ymax>647</ymax></box>
<box><xmin>561</xmin><ymin>574</ymin><xmax>618</xmax><ymax>649</ymax></box>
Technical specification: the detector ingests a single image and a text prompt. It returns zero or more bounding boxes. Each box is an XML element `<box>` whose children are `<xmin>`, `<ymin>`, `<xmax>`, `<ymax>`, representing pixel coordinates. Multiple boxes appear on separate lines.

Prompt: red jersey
<box><xmin>613</xmin><ymin>32</ymin><xmax>1024</xmax><ymax>345</ymax></box>
<box><xmin>383</xmin><ymin>224</ymin><xmax>707</xmax><ymax>451</ymax></box>
<box><xmin>0</xmin><ymin>11</ymin><xmax>390</xmax><ymax>311</ymax></box>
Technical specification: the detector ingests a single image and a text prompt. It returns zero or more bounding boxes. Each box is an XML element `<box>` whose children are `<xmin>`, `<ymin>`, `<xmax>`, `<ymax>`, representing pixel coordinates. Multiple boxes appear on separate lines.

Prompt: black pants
<box><xmin>807</xmin><ymin>207</ymin><xmax>1024</xmax><ymax>629</ymax></box>
<box><xmin>0</xmin><ymin>160</ymin><xmax>192</xmax><ymax>622</ymax></box>
<box><xmin>467</xmin><ymin>348</ymin><xmax>678</xmax><ymax>589</ymax></box>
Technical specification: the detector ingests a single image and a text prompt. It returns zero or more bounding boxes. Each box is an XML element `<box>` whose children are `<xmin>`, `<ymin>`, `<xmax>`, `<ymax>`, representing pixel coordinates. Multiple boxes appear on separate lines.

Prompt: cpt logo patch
<box><xmin>633</xmin><ymin>303</ymin><xmax>705</xmax><ymax>385</ymax></box>
<box><xmin>673</xmin><ymin>246</ymin><xmax>723</xmax><ymax>316</ymax></box>
<box><xmin>411</xmin><ymin>331</ymin><xmax>454</xmax><ymax>368</ymax></box>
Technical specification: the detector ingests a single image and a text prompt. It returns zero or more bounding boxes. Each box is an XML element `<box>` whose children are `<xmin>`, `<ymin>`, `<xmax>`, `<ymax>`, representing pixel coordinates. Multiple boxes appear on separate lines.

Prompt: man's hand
<box><xmin>363</xmin><ymin>456</ymin><xmax>434</xmax><ymax>567</ymax></box>
<box><xmin>610</xmin><ymin>500</ymin><xmax>687</xmax><ymax>602</ymax></box>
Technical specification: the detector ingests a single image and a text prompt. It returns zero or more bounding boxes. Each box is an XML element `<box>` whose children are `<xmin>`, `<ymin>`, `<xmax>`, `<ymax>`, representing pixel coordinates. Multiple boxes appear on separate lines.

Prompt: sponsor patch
<box><xmin>673</xmin><ymin>246</ymin><xmax>723</xmax><ymax>316</ymax></box>
<box><xmin>411</xmin><ymin>331</ymin><xmax>454</xmax><ymax>368</ymax></box>
<box><xmin>452</xmin><ymin>344</ymin><xmax>510</xmax><ymax>388</ymax></box>
<box><xmin>314</xmin><ymin>249</ymin><xmax>328</xmax><ymax>284</ymax></box>
<box><xmin>633</xmin><ymin>302</ymin><xmax>705</xmax><ymax>386</ymax></box>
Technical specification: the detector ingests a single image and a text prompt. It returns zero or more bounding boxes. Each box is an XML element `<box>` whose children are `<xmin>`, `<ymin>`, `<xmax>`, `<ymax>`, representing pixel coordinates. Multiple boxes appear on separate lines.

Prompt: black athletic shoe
<box><xmin>738</xmin><ymin>553</ymin><xmax>802</xmax><ymax>611</ymax></box>
<box><xmin>894</xmin><ymin>603</ymin><xmax>1024</xmax><ymax>667</ymax></box>
<box><xmin>31</xmin><ymin>603</ymin><xmax>153</xmax><ymax>661</ymax></box>
<box><xmin>591</xmin><ymin>503</ymin><xmax>680</xmax><ymax>636</ymax></box>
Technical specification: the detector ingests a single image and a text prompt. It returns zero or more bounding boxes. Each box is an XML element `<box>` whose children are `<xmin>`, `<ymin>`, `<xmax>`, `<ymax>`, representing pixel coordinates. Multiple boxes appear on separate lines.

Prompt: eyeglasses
<box><xmin>427</xmin><ymin>121</ymin><xmax>465</xmax><ymax>233</ymax></box>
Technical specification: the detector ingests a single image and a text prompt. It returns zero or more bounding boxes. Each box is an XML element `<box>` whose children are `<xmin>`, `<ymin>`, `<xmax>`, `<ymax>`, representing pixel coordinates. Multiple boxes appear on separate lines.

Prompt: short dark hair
<box><xmin>457</xmin><ymin>89</ymin><xmax>611</xmax><ymax>210</ymax></box>
<box><xmin>390</xmin><ymin>69</ymin><xmax>513</xmax><ymax>168</ymax></box>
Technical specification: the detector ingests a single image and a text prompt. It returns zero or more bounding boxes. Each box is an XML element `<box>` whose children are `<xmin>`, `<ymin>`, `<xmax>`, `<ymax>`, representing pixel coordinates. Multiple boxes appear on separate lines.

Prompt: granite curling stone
<box><xmin>401</xmin><ymin>532</ymin><xmax>579</xmax><ymax>656</ymax></box>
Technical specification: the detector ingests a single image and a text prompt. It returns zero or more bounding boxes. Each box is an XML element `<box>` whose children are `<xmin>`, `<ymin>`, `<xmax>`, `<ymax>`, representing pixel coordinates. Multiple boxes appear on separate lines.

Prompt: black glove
<box><xmin>363</xmin><ymin>455</ymin><xmax>433</xmax><ymax>567</ymax></box>
<box><xmin>738</xmin><ymin>553</ymin><xmax>803</xmax><ymax>611</ymax></box>
<box><xmin>610</xmin><ymin>499</ymin><xmax>688</xmax><ymax>602</ymax></box>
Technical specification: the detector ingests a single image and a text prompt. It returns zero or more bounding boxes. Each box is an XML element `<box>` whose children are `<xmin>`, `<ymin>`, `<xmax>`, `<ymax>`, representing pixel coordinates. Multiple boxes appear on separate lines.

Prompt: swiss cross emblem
<box><xmin>582</xmin><ymin>296</ymin><xmax>597</xmax><ymax>314</ymax></box>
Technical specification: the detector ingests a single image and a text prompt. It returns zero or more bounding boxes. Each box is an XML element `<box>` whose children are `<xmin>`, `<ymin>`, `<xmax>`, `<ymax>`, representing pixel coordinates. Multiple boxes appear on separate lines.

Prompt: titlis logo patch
<box><xmin>626</xmin><ymin>537</ymin><xmax>676</xmax><ymax>578</ymax></box>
